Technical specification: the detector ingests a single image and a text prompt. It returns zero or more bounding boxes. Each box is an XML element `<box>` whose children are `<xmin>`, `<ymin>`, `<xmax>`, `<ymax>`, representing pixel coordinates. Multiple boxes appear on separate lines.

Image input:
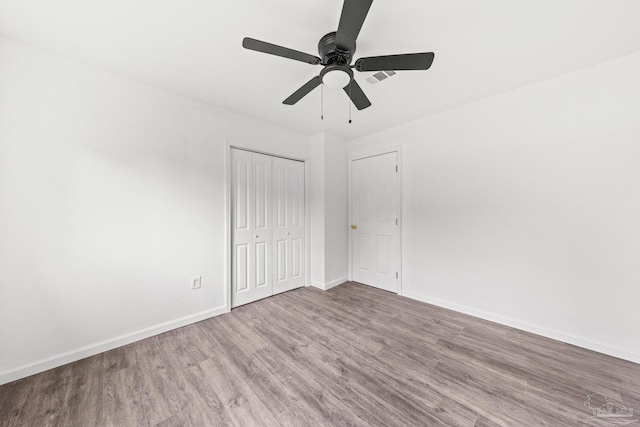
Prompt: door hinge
<box><xmin>396</xmin><ymin>272</ymin><xmax>398</xmax><ymax>279</ymax></box>
<box><xmin>395</xmin><ymin>218</ymin><xmax>398</xmax><ymax>225</ymax></box>
<box><xmin>395</xmin><ymin>165</ymin><xmax>398</xmax><ymax>172</ymax></box>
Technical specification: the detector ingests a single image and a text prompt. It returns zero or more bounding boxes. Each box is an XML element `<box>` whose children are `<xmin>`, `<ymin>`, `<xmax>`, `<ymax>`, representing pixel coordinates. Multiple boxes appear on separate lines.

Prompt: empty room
<box><xmin>1</xmin><ymin>1</ymin><xmax>639</xmax><ymax>426</ymax></box>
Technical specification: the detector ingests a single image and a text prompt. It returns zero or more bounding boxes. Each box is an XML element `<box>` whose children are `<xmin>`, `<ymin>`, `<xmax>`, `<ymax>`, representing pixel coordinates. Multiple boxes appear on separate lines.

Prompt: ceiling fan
<box><xmin>242</xmin><ymin>0</ymin><xmax>435</xmax><ymax>111</ymax></box>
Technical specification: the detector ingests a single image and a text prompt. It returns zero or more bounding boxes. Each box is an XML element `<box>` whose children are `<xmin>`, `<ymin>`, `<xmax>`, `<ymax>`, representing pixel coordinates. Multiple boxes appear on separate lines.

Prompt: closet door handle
<box><xmin>286</xmin><ymin>232</ymin><xmax>290</xmax><ymax>236</ymax></box>
<box><xmin>255</xmin><ymin>235</ymin><xmax>259</xmax><ymax>238</ymax></box>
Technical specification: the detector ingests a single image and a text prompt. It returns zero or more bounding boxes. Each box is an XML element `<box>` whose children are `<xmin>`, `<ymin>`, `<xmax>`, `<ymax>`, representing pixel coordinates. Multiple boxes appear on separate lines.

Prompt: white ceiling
<box><xmin>1</xmin><ymin>1</ymin><xmax>640</xmax><ymax>140</ymax></box>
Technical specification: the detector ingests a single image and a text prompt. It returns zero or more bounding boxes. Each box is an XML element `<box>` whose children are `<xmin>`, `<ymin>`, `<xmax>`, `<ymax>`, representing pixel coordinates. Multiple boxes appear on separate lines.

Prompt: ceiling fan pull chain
<box><xmin>348</xmin><ymin>81</ymin><xmax>352</xmax><ymax>124</ymax></box>
<box><xmin>321</xmin><ymin>83</ymin><xmax>324</xmax><ymax>120</ymax></box>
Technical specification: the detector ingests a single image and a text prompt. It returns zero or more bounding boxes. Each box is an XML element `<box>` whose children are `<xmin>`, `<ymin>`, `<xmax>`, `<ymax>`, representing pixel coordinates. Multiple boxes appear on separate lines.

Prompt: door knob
<box><xmin>255</xmin><ymin>235</ymin><xmax>259</xmax><ymax>238</ymax></box>
<box><xmin>286</xmin><ymin>232</ymin><xmax>290</xmax><ymax>235</ymax></box>
<box><xmin>351</xmin><ymin>224</ymin><xmax>358</xmax><ymax>230</ymax></box>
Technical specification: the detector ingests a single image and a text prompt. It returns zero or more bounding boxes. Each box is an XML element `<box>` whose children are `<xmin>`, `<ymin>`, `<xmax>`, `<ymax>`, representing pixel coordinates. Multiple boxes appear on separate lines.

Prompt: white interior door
<box><xmin>231</xmin><ymin>149</ymin><xmax>273</xmax><ymax>308</ymax></box>
<box><xmin>272</xmin><ymin>156</ymin><xmax>305</xmax><ymax>294</ymax></box>
<box><xmin>231</xmin><ymin>149</ymin><xmax>305</xmax><ymax>308</ymax></box>
<box><xmin>351</xmin><ymin>152</ymin><xmax>399</xmax><ymax>292</ymax></box>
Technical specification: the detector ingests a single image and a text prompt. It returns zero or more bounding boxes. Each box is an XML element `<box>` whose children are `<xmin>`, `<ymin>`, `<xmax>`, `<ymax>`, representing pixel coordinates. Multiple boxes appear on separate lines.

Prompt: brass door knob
<box><xmin>351</xmin><ymin>224</ymin><xmax>358</xmax><ymax>230</ymax></box>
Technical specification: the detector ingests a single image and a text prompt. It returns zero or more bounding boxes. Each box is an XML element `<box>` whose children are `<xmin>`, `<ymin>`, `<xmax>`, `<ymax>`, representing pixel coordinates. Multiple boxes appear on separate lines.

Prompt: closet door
<box><xmin>272</xmin><ymin>157</ymin><xmax>305</xmax><ymax>294</ymax></box>
<box><xmin>231</xmin><ymin>149</ymin><xmax>273</xmax><ymax>308</ymax></box>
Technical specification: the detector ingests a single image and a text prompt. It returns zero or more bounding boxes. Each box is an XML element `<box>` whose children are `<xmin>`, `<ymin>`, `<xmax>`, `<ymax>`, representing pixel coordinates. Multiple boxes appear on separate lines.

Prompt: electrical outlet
<box><xmin>191</xmin><ymin>276</ymin><xmax>202</xmax><ymax>290</ymax></box>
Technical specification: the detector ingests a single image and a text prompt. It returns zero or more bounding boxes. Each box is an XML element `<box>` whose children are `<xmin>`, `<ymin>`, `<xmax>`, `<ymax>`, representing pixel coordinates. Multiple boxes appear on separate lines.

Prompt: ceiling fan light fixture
<box><xmin>321</xmin><ymin>67</ymin><xmax>352</xmax><ymax>89</ymax></box>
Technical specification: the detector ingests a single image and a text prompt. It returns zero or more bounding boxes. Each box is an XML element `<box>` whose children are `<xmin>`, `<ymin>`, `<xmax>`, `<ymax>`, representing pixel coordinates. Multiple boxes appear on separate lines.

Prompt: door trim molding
<box><xmin>224</xmin><ymin>140</ymin><xmax>310</xmax><ymax>312</ymax></box>
<box><xmin>348</xmin><ymin>146</ymin><xmax>403</xmax><ymax>295</ymax></box>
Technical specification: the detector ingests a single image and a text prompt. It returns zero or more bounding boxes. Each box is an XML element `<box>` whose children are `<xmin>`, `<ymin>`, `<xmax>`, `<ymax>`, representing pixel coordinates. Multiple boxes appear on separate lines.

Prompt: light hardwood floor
<box><xmin>1</xmin><ymin>282</ymin><xmax>639</xmax><ymax>426</ymax></box>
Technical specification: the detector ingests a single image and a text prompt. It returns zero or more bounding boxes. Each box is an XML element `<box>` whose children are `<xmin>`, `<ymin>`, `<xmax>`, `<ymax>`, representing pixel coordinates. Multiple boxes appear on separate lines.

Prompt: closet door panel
<box><xmin>273</xmin><ymin>157</ymin><xmax>305</xmax><ymax>294</ymax></box>
<box><xmin>251</xmin><ymin>153</ymin><xmax>273</xmax><ymax>301</ymax></box>
<box><xmin>231</xmin><ymin>150</ymin><xmax>273</xmax><ymax>307</ymax></box>
<box><xmin>231</xmin><ymin>149</ymin><xmax>254</xmax><ymax>307</ymax></box>
<box><xmin>273</xmin><ymin>160</ymin><xmax>290</xmax><ymax>287</ymax></box>
<box><xmin>290</xmin><ymin>162</ymin><xmax>304</xmax><ymax>282</ymax></box>
<box><xmin>291</xmin><ymin>164</ymin><xmax>303</xmax><ymax>227</ymax></box>
<box><xmin>292</xmin><ymin>237</ymin><xmax>302</xmax><ymax>279</ymax></box>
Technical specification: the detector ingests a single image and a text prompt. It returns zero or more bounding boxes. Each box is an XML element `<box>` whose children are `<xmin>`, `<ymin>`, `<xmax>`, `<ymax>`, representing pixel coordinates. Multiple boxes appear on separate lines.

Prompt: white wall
<box><xmin>309</xmin><ymin>133</ymin><xmax>326</xmax><ymax>287</ymax></box>
<box><xmin>323</xmin><ymin>133</ymin><xmax>348</xmax><ymax>286</ymax></box>
<box><xmin>309</xmin><ymin>132</ymin><xmax>348</xmax><ymax>289</ymax></box>
<box><xmin>0</xmin><ymin>37</ymin><xmax>309</xmax><ymax>383</ymax></box>
<box><xmin>349</xmin><ymin>53</ymin><xmax>640</xmax><ymax>362</ymax></box>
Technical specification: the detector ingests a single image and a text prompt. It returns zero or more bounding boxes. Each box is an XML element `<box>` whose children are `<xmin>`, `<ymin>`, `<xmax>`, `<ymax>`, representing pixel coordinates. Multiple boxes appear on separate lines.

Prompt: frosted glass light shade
<box><xmin>322</xmin><ymin>69</ymin><xmax>351</xmax><ymax>89</ymax></box>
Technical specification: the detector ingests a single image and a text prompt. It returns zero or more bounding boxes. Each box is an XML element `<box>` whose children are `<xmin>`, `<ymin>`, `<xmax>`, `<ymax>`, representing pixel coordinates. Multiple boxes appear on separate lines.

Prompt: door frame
<box><xmin>224</xmin><ymin>139</ymin><xmax>311</xmax><ymax>312</ymax></box>
<box><xmin>348</xmin><ymin>146</ymin><xmax>403</xmax><ymax>295</ymax></box>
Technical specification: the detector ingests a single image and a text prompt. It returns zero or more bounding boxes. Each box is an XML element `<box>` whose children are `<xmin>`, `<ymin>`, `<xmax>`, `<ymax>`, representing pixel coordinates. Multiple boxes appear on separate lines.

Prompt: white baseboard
<box><xmin>325</xmin><ymin>276</ymin><xmax>348</xmax><ymax>290</ymax></box>
<box><xmin>0</xmin><ymin>305</ymin><xmax>228</xmax><ymax>385</ymax></box>
<box><xmin>402</xmin><ymin>290</ymin><xmax>640</xmax><ymax>364</ymax></box>
<box><xmin>309</xmin><ymin>276</ymin><xmax>348</xmax><ymax>291</ymax></box>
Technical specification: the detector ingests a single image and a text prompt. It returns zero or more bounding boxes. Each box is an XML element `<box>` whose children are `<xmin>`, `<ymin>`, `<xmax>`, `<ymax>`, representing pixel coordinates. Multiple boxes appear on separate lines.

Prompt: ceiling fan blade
<box><xmin>283</xmin><ymin>76</ymin><xmax>322</xmax><ymax>105</ymax></box>
<box><xmin>335</xmin><ymin>0</ymin><xmax>373</xmax><ymax>52</ymax></box>
<box><xmin>355</xmin><ymin>52</ymin><xmax>435</xmax><ymax>72</ymax></box>
<box><xmin>243</xmin><ymin>37</ymin><xmax>321</xmax><ymax>65</ymax></box>
<box><xmin>343</xmin><ymin>79</ymin><xmax>371</xmax><ymax>110</ymax></box>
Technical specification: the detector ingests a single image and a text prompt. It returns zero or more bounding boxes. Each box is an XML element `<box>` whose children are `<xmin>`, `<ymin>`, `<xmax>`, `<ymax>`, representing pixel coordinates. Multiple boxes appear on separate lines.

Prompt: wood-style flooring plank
<box><xmin>198</xmin><ymin>355</ymin><xmax>276</xmax><ymax>427</ymax></box>
<box><xmin>102</xmin><ymin>367</ymin><xmax>146</xmax><ymax>427</ymax></box>
<box><xmin>196</xmin><ymin>317</ymin><xmax>298</xmax><ymax>421</ymax></box>
<box><xmin>254</xmin><ymin>344</ymin><xmax>368</xmax><ymax>426</ymax></box>
<box><xmin>24</xmin><ymin>365</ymin><xmax>72</xmax><ymax>427</ymax></box>
<box><xmin>0</xmin><ymin>377</ymin><xmax>37</xmax><ymax>427</ymax></box>
<box><xmin>58</xmin><ymin>354</ymin><xmax>104</xmax><ymax>427</ymax></box>
<box><xmin>474</xmin><ymin>414</ymin><xmax>503</xmax><ymax>427</ymax></box>
<box><xmin>134</xmin><ymin>337</ymin><xmax>192</xmax><ymax>426</ymax></box>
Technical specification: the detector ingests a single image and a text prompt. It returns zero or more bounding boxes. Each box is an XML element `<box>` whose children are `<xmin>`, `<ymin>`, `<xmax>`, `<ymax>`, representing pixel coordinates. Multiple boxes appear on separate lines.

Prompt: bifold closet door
<box><xmin>231</xmin><ymin>149</ymin><xmax>273</xmax><ymax>308</ymax></box>
<box><xmin>231</xmin><ymin>149</ymin><xmax>305</xmax><ymax>308</ymax></box>
<box><xmin>272</xmin><ymin>156</ymin><xmax>305</xmax><ymax>294</ymax></box>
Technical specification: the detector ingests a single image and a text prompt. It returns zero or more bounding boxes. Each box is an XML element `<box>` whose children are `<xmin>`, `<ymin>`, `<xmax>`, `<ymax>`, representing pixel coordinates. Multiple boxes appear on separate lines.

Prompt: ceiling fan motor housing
<box><xmin>318</xmin><ymin>32</ymin><xmax>354</xmax><ymax>65</ymax></box>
